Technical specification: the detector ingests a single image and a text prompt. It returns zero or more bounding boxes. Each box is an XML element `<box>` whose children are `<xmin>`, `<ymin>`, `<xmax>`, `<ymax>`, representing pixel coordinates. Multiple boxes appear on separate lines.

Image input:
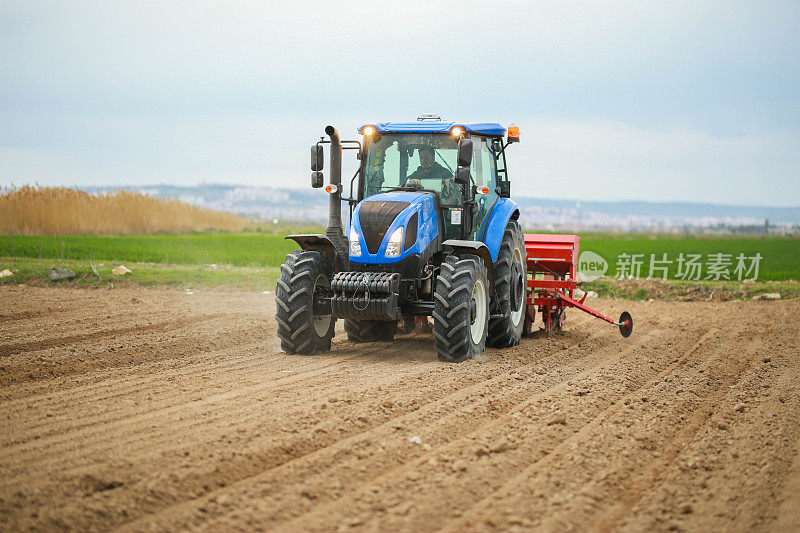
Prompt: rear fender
<box><xmin>442</xmin><ymin>239</ymin><xmax>495</xmax><ymax>288</ymax></box>
<box><xmin>481</xmin><ymin>198</ymin><xmax>520</xmax><ymax>262</ymax></box>
<box><xmin>285</xmin><ymin>234</ymin><xmax>339</xmax><ymax>272</ymax></box>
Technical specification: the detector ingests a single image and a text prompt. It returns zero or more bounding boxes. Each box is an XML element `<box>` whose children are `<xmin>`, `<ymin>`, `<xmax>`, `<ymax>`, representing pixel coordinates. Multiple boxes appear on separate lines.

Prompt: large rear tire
<box><xmin>275</xmin><ymin>250</ymin><xmax>335</xmax><ymax>354</ymax></box>
<box><xmin>488</xmin><ymin>219</ymin><xmax>526</xmax><ymax>348</ymax></box>
<box><xmin>433</xmin><ymin>255</ymin><xmax>489</xmax><ymax>363</ymax></box>
<box><xmin>344</xmin><ymin>319</ymin><xmax>398</xmax><ymax>342</ymax></box>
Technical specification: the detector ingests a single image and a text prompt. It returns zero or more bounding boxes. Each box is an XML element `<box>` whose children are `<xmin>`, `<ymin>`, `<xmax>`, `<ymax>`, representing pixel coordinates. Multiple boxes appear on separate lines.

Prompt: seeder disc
<box><xmin>618</xmin><ymin>311</ymin><xmax>633</xmax><ymax>338</ymax></box>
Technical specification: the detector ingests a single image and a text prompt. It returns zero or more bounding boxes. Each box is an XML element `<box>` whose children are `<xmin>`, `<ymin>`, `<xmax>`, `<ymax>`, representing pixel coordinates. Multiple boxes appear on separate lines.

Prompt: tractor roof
<box><xmin>359</xmin><ymin>121</ymin><xmax>506</xmax><ymax>137</ymax></box>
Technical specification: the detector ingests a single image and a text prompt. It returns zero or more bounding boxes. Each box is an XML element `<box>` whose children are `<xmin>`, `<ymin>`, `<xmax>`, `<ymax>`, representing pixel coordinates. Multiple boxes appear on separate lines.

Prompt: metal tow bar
<box><xmin>553</xmin><ymin>292</ymin><xmax>634</xmax><ymax>338</ymax></box>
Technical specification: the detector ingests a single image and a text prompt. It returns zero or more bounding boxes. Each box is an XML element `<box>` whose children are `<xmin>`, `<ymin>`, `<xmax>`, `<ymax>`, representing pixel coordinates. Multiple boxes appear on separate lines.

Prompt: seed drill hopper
<box><xmin>523</xmin><ymin>234</ymin><xmax>633</xmax><ymax>337</ymax></box>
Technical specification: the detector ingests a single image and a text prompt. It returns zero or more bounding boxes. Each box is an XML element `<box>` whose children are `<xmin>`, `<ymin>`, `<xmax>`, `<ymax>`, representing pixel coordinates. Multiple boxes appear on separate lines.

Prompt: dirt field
<box><xmin>1</xmin><ymin>286</ymin><xmax>799</xmax><ymax>532</ymax></box>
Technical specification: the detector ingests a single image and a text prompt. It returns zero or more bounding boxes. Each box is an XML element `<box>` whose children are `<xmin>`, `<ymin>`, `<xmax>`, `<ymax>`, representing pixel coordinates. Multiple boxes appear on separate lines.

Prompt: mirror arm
<box><xmin>316</xmin><ymin>139</ymin><xmax>362</xmax><ymax>150</ymax></box>
<box><xmin>502</xmin><ymin>139</ymin><xmax>518</xmax><ymax>151</ymax></box>
<box><xmin>348</xmin><ymin>167</ymin><xmax>361</xmax><ymax>205</ymax></box>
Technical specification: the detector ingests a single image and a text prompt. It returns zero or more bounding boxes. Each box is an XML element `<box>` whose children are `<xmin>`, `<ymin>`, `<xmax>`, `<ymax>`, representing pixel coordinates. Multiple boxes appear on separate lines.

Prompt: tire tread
<box><xmin>487</xmin><ymin>220</ymin><xmax>526</xmax><ymax>348</ymax></box>
<box><xmin>275</xmin><ymin>250</ymin><xmax>334</xmax><ymax>355</ymax></box>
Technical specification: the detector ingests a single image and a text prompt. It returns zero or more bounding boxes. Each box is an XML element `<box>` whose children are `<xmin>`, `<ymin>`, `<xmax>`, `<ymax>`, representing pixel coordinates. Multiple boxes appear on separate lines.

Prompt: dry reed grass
<box><xmin>0</xmin><ymin>185</ymin><xmax>249</xmax><ymax>235</ymax></box>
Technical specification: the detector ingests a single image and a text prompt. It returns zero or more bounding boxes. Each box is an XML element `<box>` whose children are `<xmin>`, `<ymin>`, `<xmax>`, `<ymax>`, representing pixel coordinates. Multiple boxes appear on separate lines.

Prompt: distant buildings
<box><xmin>79</xmin><ymin>184</ymin><xmax>800</xmax><ymax>235</ymax></box>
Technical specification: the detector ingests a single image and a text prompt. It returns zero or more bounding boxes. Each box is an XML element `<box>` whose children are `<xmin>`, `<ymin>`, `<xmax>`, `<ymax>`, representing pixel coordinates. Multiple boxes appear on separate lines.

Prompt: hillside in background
<box><xmin>82</xmin><ymin>184</ymin><xmax>800</xmax><ymax>235</ymax></box>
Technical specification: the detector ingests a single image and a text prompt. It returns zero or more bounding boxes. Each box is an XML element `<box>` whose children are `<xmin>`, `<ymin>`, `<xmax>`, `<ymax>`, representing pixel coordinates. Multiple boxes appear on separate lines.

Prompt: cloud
<box><xmin>0</xmin><ymin>1</ymin><xmax>798</xmax><ymax>206</ymax></box>
<box><xmin>2</xmin><ymin>111</ymin><xmax>797</xmax><ymax>206</ymax></box>
<box><xmin>519</xmin><ymin>120</ymin><xmax>800</xmax><ymax>205</ymax></box>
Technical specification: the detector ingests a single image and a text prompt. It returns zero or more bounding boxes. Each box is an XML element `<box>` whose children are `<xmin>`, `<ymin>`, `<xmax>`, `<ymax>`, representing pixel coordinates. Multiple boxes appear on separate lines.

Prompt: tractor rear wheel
<box><xmin>488</xmin><ymin>220</ymin><xmax>526</xmax><ymax>348</ymax></box>
<box><xmin>275</xmin><ymin>250</ymin><xmax>335</xmax><ymax>354</ymax></box>
<box><xmin>344</xmin><ymin>319</ymin><xmax>398</xmax><ymax>342</ymax></box>
<box><xmin>433</xmin><ymin>254</ymin><xmax>489</xmax><ymax>363</ymax></box>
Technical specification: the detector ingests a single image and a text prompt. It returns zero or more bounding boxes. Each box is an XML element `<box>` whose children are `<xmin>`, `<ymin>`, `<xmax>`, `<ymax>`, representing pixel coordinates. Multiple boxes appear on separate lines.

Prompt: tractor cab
<box><xmin>357</xmin><ymin>119</ymin><xmax>515</xmax><ymax>243</ymax></box>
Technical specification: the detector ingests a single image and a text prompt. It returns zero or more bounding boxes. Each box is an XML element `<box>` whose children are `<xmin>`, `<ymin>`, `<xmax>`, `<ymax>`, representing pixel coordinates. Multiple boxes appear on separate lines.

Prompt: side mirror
<box><xmin>311</xmin><ymin>171</ymin><xmax>323</xmax><ymax>188</ymax></box>
<box><xmin>457</xmin><ymin>139</ymin><xmax>473</xmax><ymax>168</ymax></box>
<box><xmin>455</xmin><ymin>167</ymin><xmax>471</xmax><ymax>187</ymax></box>
<box><xmin>311</xmin><ymin>145</ymin><xmax>324</xmax><ymax>171</ymax></box>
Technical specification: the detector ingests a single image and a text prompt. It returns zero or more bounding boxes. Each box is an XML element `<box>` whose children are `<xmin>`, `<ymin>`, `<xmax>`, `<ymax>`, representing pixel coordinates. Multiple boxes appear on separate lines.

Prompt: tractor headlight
<box><xmin>349</xmin><ymin>227</ymin><xmax>361</xmax><ymax>256</ymax></box>
<box><xmin>385</xmin><ymin>227</ymin><xmax>404</xmax><ymax>257</ymax></box>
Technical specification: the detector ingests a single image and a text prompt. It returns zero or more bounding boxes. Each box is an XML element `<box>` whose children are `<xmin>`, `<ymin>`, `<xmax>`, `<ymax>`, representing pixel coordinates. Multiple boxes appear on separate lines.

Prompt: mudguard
<box><xmin>442</xmin><ymin>239</ymin><xmax>495</xmax><ymax>287</ymax></box>
<box><xmin>480</xmin><ymin>198</ymin><xmax>520</xmax><ymax>262</ymax></box>
<box><xmin>285</xmin><ymin>234</ymin><xmax>338</xmax><ymax>270</ymax></box>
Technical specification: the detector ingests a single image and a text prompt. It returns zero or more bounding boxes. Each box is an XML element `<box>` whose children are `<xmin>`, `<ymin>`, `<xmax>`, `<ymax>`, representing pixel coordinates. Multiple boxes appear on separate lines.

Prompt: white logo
<box><xmin>578</xmin><ymin>250</ymin><xmax>608</xmax><ymax>282</ymax></box>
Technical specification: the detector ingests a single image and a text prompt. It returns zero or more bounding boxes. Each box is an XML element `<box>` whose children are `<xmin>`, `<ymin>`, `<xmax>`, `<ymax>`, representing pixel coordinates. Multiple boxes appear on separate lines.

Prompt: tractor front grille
<box><xmin>358</xmin><ymin>200</ymin><xmax>410</xmax><ymax>254</ymax></box>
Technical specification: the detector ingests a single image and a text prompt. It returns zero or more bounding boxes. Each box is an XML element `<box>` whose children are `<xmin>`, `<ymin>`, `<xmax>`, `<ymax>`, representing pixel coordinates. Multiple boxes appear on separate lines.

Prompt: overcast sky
<box><xmin>1</xmin><ymin>1</ymin><xmax>799</xmax><ymax>206</ymax></box>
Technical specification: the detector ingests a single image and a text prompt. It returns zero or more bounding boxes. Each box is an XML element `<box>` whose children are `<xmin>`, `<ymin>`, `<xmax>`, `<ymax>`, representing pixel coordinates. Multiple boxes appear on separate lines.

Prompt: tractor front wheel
<box><xmin>433</xmin><ymin>254</ymin><xmax>489</xmax><ymax>363</ymax></box>
<box><xmin>275</xmin><ymin>250</ymin><xmax>335</xmax><ymax>354</ymax></box>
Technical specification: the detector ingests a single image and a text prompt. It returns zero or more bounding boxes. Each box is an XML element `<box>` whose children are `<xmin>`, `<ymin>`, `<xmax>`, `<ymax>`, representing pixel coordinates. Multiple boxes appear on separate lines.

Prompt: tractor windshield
<box><xmin>362</xmin><ymin>134</ymin><xmax>462</xmax><ymax>206</ymax></box>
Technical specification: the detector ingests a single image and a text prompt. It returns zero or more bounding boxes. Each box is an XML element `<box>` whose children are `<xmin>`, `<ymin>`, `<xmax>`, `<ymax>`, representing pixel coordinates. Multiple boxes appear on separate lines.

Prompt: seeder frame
<box><xmin>523</xmin><ymin>234</ymin><xmax>633</xmax><ymax>338</ymax></box>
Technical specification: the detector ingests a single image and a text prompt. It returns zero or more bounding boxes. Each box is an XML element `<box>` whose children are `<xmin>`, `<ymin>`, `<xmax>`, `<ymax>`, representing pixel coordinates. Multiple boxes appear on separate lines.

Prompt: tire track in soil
<box><xmin>540</xmin><ymin>336</ymin><xmax>762</xmax><ymax>532</ymax></box>
<box><xmin>619</xmin><ymin>306</ymin><xmax>800</xmax><ymax>532</ymax></box>
<box><xmin>0</xmin><ymin>314</ymin><xmax>228</xmax><ymax>356</ymax></box>
<box><xmin>2</xmin><ymin>305</ymin><xmax>380</xmax><ymax>412</ymax></box>
<box><xmin>13</xmin><ymin>321</ymin><xmax>609</xmax><ymax>531</ymax></box>
<box><xmin>0</xmin><ymin>310</ymin><xmax>51</xmax><ymax>322</ymax></box>
<box><xmin>1</xmin><ymin>335</ymin><xmax>425</xmax><ymax>463</ymax></box>
<box><xmin>3</xmin><ymin>313</ymin><xmax>599</xmax><ymax>450</ymax></box>
<box><xmin>4</xmin><ymin>334</ymin><xmax>481</xmax><ymax>484</ymax></box>
<box><xmin>5</xmin><ymin>320</ymin><xmax>597</xmax><ymax>479</ymax></box>
<box><xmin>1</xmin><ymin>337</ymin><xmax>399</xmax><ymax>448</ymax></box>
<box><xmin>266</xmin><ymin>328</ymin><xmax>707</xmax><ymax>533</ymax></box>
<box><xmin>1</xmin><ymin>297</ymin><xmax>427</xmax><ymax>402</ymax></box>
<box><xmin>588</xmin><ymin>337</ymin><xmax>764</xmax><ymax>532</ymax></box>
<box><xmin>441</xmin><ymin>327</ymin><xmax>760</xmax><ymax>532</ymax></box>
<box><xmin>3</xmin><ymin>290</ymin><xmax>796</xmax><ymax>533</ymax></box>
<box><xmin>118</xmin><ymin>328</ymin><xmax>668</xmax><ymax>532</ymax></box>
<box><xmin>0</xmin><ymin>325</ymin><xmax>272</xmax><ymax>390</ymax></box>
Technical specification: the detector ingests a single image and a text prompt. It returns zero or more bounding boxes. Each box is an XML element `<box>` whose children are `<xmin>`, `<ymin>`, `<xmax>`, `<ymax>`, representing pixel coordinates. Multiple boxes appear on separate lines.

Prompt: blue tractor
<box><xmin>276</xmin><ymin>115</ymin><xmax>527</xmax><ymax>362</ymax></box>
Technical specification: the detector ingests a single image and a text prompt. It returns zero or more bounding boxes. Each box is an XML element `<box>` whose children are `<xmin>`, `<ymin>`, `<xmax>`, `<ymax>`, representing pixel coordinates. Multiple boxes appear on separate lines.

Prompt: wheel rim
<box><xmin>470</xmin><ymin>278</ymin><xmax>487</xmax><ymax>344</ymax></box>
<box><xmin>510</xmin><ymin>246</ymin><xmax>525</xmax><ymax>327</ymax></box>
<box><xmin>312</xmin><ymin>274</ymin><xmax>332</xmax><ymax>336</ymax></box>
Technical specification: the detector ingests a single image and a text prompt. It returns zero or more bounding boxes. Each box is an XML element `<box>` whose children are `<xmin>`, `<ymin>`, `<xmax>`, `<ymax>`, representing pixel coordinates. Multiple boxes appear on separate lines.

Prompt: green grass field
<box><xmin>0</xmin><ymin>233</ymin><xmax>297</xmax><ymax>268</ymax></box>
<box><xmin>0</xmin><ymin>230</ymin><xmax>797</xmax><ymax>296</ymax></box>
<box><xmin>579</xmin><ymin>233</ymin><xmax>799</xmax><ymax>281</ymax></box>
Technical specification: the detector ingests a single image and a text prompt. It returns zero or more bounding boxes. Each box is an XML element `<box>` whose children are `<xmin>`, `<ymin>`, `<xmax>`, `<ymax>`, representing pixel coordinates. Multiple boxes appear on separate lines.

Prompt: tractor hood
<box><xmin>349</xmin><ymin>192</ymin><xmax>439</xmax><ymax>264</ymax></box>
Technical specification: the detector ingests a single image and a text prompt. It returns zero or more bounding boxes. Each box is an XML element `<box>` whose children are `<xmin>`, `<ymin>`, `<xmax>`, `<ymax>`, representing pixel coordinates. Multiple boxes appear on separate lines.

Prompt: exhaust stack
<box><xmin>324</xmin><ymin>125</ymin><xmax>349</xmax><ymax>268</ymax></box>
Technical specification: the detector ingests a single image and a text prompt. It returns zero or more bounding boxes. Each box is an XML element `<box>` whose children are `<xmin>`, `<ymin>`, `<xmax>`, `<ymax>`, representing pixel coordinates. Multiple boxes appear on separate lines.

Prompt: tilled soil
<box><xmin>1</xmin><ymin>286</ymin><xmax>799</xmax><ymax>532</ymax></box>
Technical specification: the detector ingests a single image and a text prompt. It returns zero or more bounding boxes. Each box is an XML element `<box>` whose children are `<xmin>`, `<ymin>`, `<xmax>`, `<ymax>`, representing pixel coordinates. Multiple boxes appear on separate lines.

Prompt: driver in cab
<box><xmin>408</xmin><ymin>146</ymin><xmax>450</xmax><ymax>180</ymax></box>
<box><xmin>406</xmin><ymin>146</ymin><xmax>462</xmax><ymax>204</ymax></box>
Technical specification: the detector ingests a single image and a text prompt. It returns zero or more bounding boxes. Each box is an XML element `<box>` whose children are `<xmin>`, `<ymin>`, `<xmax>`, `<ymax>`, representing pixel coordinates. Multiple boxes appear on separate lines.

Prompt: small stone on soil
<box><xmin>452</xmin><ymin>460</ymin><xmax>468</xmax><ymax>472</ymax></box>
<box><xmin>48</xmin><ymin>267</ymin><xmax>76</xmax><ymax>281</ymax></box>
<box><xmin>758</xmin><ymin>293</ymin><xmax>781</xmax><ymax>300</ymax></box>
<box><xmin>546</xmin><ymin>413</ymin><xmax>567</xmax><ymax>425</ymax></box>
<box><xmin>490</xmin><ymin>438</ymin><xmax>511</xmax><ymax>453</ymax></box>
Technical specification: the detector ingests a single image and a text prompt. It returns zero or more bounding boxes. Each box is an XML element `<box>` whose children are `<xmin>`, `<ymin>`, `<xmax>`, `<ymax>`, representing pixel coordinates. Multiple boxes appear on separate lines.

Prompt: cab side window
<box><xmin>471</xmin><ymin>138</ymin><xmax>499</xmax><ymax>239</ymax></box>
